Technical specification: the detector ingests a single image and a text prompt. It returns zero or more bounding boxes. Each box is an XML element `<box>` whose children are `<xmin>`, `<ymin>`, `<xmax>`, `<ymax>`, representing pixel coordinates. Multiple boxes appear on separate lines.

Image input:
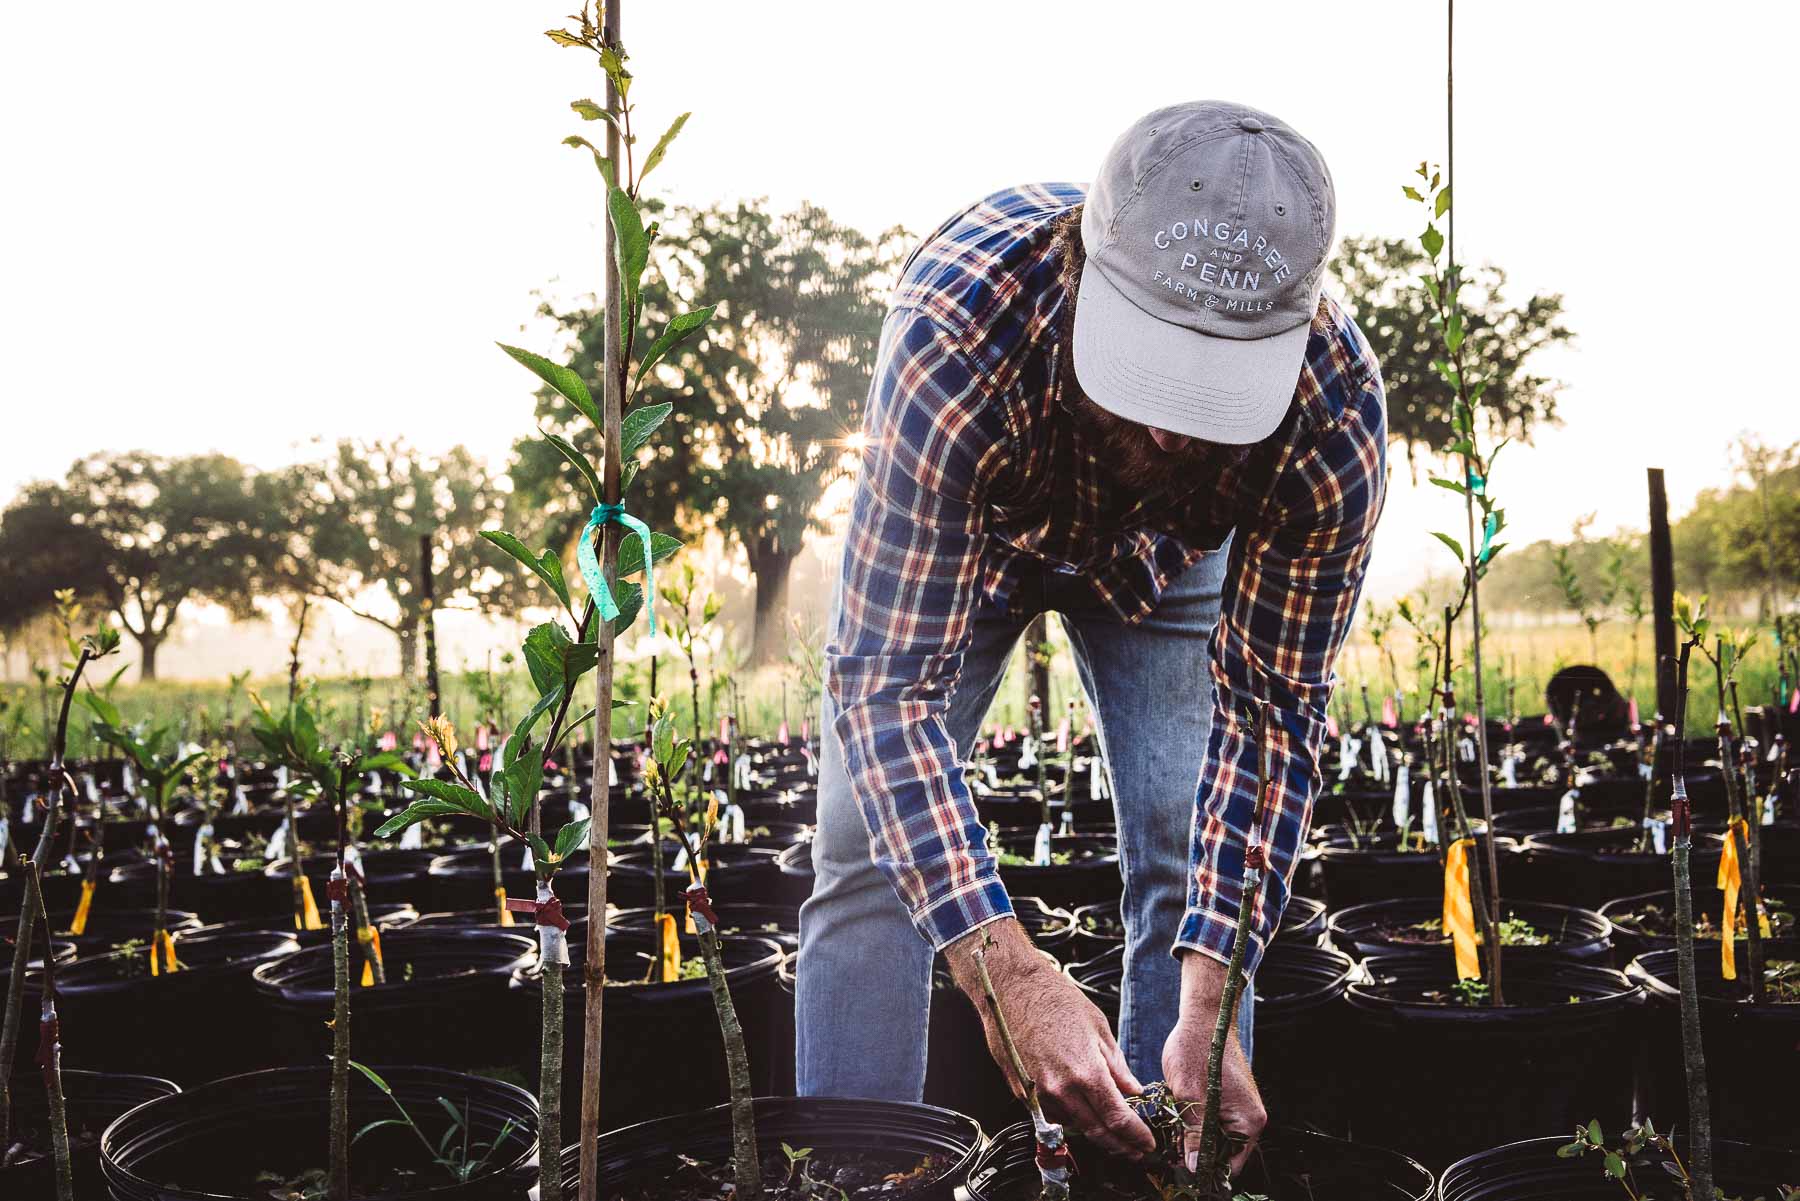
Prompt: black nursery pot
<box><xmin>101</xmin><ymin>1065</ymin><xmax>538</xmax><ymax>1201</ymax></box>
<box><xmin>0</xmin><ymin>1069</ymin><xmax>178</xmax><ymax>1199</ymax></box>
<box><xmin>270</xmin><ymin>848</ymin><xmax>443</xmax><ymax>906</ymax></box>
<box><xmin>605</xmin><ymin>843</ymin><xmax>783</xmax><ymax>910</ymax></box>
<box><xmin>557</xmin><ymin>1095</ymin><xmax>983</xmax><ymax>1200</ymax></box>
<box><xmin>993</xmin><ymin>833</ymin><xmax>1121</xmax><ymax>910</ymax></box>
<box><xmin>1627</xmin><ymin>947</ymin><xmax>1799</xmax><ymax>1149</ymax></box>
<box><xmin>1599</xmin><ymin>885</ymin><xmax>1800</xmax><ymax>963</ymax></box>
<box><xmin>1437</xmin><ymin>1135</ymin><xmax>1800</xmax><ymax>1200</ymax></box>
<box><xmin>252</xmin><ymin>927</ymin><xmax>537</xmax><ymax>1071</ymax></box>
<box><xmin>1064</xmin><ymin>894</ymin><xmax>1321</xmax><ymax>959</ymax></box>
<box><xmin>609</xmin><ymin>901</ymin><xmax>799</xmax><ymax>952</ymax></box>
<box><xmin>1326</xmin><ymin>899</ymin><xmax>1615</xmax><ymax>967</ymax></box>
<box><xmin>28</xmin><ymin>928</ymin><xmax>299</xmax><ymax>1084</ymax></box>
<box><xmin>1316</xmin><ymin>832</ymin><xmax>1519</xmax><ymax>910</ymax></box>
<box><xmin>195</xmin><ymin>899</ymin><xmax>420</xmax><ymax>948</ymax></box>
<box><xmin>512</xmin><ymin>925</ymin><xmax>785</xmax><ymax>1141</ymax></box>
<box><xmin>965</xmin><ymin>1120</ymin><xmax>1434</xmax><ymax>1201</ymax></box>
<box><xmin>1515</xmin><ymin>827</ymin><xmax>1724</xmax><ymax>909</ymax></box>
<box><xmin>5</xmin><ymin>905</ymin><xmax>205</xmax><ymax>956</ymax></box>
<box><xmin>1066</xmin><ymin>942</ymin><xmax>1358</xmax><ymax>1137</ymax></box>
<box><xmin>1342</xmin><ymin>958</ymin><xmax>1643</xmax><ymax>1170</ymax></box>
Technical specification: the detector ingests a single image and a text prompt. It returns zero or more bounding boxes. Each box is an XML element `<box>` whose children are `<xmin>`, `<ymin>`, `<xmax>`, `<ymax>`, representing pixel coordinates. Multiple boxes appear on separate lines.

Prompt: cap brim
<box><xmin>1071</xmin><ymin>256</ymin><xmax>1307</xmax><ymax>445</ymax></box>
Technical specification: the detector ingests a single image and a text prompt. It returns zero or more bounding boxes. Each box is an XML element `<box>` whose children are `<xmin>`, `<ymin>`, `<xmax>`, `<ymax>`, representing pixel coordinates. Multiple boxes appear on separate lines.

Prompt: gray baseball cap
<box><xmin>1073</xmin><ymin>100</ymin><xmax>1336</xmax><ymax>445</ymax></box>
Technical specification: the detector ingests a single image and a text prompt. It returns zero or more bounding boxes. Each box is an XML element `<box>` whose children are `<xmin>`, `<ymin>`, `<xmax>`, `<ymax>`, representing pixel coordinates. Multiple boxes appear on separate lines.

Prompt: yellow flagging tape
<box><xmin>295</xmin><ymin>876</ymin><xmax>324</xmax><ymax>932</ymax></box>
<box><xmin>68</xmin><ymin>878</ymin><xmax>96</xmax><ymax>936</ymax></box>
<box><xmin>149</xmin><ymin>929</ymin><xmax>181</xmax><ymax>976</ymax></box>
<box><xmin>1718</xmin><ymin>817</ymin><xmax>1771</xmax><ymax>980</ymax></box>
<box><xmin>657</xmin><ymin>912</ymin><xmax>681</xmax><ymax>982</ymax></box>
<box><xmin>496</xmin><ymin>887</ymin><xmax>515</xmax><ymax>927</ymax></box>
<box><xmin>1443</xmin><ymin>838</ymin><xmax>1481</xmax><ymax>982</ymax></box>
<box><xmin>357</xmin><ymin>924</ymin><xmax>385</xmax><ymax>987</ymax></box>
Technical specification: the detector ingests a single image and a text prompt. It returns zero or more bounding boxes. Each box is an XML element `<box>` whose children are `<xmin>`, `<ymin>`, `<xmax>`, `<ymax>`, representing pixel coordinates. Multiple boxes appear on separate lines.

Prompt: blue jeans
<box><xmin>796</xmin><ymin>546</ymin><xmax>1252</xmax><ymax>1098</ymax></box>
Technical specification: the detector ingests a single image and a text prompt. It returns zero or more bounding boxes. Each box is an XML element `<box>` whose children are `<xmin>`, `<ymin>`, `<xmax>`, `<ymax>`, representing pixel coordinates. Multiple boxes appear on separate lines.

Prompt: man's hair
<box><xmin>1051</xmin><ymin>204</ymin><xmax>1085</xmax><ymax>299</ymax></box>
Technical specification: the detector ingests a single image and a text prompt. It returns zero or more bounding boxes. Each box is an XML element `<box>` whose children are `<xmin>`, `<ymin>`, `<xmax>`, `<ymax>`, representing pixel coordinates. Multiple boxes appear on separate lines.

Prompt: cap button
<box><xmin>1238</xmin><ymin>116</ymin><xmax>1265</xmax><ymax>133</ymax></box>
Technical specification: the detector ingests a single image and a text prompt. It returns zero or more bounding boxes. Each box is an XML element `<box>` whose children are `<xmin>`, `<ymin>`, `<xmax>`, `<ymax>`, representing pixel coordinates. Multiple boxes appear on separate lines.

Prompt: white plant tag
<box><xmin>276</xmin><ymin>766</ymin><xmax>289</xmax><ymax>790</ymax></box>
<box><xmin>399</xmin><ymin>820</ymin><xmax>424</xmax><ymax>849</ymax></box>
<box><xmin>1089</xmin><ymin>754</ymin><xmax>1110</xmax><ymax>799</ymax></box>
<box><xmin>1643</xmin><ymin>817</ymin><xmax>1668</xmax><ymax>855</ymax></box>
<box><xmin>1335</xmin><ymin>734</ymin><xmax>1355</xmax><ymax>781</ymax></box>
<box><xmin>1420</xmin><ymin>782</ymin><xmax>1439</xmax><ymax>844</ymax></box>
<box><xmin>570</xmin><ymin>799</ymin><xmax>590</xmax><ymax>823</ymax></box>
<box><xmin>267</xmin><ymin>817</ymin><xmax>290</xmax><ymax>861</ymax></box>
<box><xmin>1391</xmin><ymin>763</ymin><xmax>1411</xmax><ymax>829</ymax></box>
<box><xmin>193</xmin><ymin>823</ymin><xmax>222</xmax><ymax>875</ymax></box>
<box><xmin>1032</xmin><ymin>822</ymin><xmax>1053</xmax><ymax>866</ymax></box>
<box><xmin>608</xmin><ymin>758</ymin><xmax>619</xmax><ymax>787</ymax></box>
<box><xmin>672</xmin><ymin>844</ymin><xmax>690</xmax><ymax>873</ymax></box>
<box><xmin>734</xmin><ymin>754</ymin><xmax>753</xmax><ymax>790</ymax></box>
<box><xmin>721</xmin><ymin>803</ymin><xmax>747</xmax><ymax>845</ymax></box>
<box><xmin>231</xmin><ymin>784</ymin><xmax>251</xmax><ymax>816</ymax></box>
<box><xmin>1501</xmin><ymin>755</ymin><xmax>1519</xmax><ymax>788</ymax></box>
<box><xmin>1018</xmin><ymin>737</ymin><xmax>1038</xmax><ymax>772</ymax></box>
<box><xmin>1557</xmin><ymin>789</ymin><xmax>1579</xmax><ymax>834</ymax></box>
<box><xmin>1763</xmin><ymin>794</ymin><xmax>1778</xmax><ymax>826</ymax></box>
<box><xmin>520</xmin><ymin>841</ymin><xmax>534</xmax><ymax>872</ymax></box>
<box><xmin>0</xmin><ymin>816</ymin><xmax>9</xmax><ymax>861</ymax></box>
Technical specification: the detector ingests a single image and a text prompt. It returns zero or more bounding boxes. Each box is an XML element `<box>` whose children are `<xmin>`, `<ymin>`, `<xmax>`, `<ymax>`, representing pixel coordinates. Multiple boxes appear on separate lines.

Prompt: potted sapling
<box><xmin>0</xmin><ymin>609</ymin><xmax>116</xmax><ymax>1198</ymax></box>
<box><xmin>968</xmin><ymin>704</ymin><xmax>1433</xmax><ymax>1199</ymax></box>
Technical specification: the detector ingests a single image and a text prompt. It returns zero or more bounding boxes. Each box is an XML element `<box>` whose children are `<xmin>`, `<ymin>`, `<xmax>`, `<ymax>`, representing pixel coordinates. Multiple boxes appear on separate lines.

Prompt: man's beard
<box><xmin>1057</xmin><ymin>349</ymin><xmax>1250</xmax><ymax>493</ymax></box>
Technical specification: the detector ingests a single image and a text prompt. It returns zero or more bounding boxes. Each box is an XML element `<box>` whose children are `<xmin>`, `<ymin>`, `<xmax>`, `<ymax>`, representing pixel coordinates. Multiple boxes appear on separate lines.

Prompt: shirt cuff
<box><xmin>913</xmin><ymin>869</ymin><xmax>1015</xmax><ymax>951</ymax></box>
<box><xmin>1173</xmin><ymin>903</ymin><xmax>1269</xmax><ymax>982</ymax></box>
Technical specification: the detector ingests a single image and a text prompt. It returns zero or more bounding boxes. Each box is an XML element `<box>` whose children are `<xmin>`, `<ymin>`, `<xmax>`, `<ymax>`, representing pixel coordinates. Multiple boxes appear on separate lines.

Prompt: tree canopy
<box><xmin>1331</xmin><ymin>235</ymin><xmax>1574</xmax><ymax>476</ymax></box>
<box><xmin>509</xmin><ymin>198</ymin><xmax>907</xmax><ymax>661</ymax></box>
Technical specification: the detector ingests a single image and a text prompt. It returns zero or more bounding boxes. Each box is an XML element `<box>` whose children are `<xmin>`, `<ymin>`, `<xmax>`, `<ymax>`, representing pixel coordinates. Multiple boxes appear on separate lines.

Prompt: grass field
<box><xmin>2</xmin><ymin>611</ymin><xmax>1790</xmax><ymax>762</ymax></box>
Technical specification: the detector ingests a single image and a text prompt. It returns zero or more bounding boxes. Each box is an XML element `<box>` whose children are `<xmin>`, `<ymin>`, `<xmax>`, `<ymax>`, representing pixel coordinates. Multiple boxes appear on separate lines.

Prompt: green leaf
<box><xmin>481</xmin><ymin>530</ymin><xmax>572</xmax><ymax>608</ymax></box>
<box><xmin>1556</xmin><ymin>1142</ymin><xmax>1584</xmax><ymax>1159</ymax></box>
<box><xmin>617</xmin><ymin>531</ymin><xmax>682</xmax><ymax>579</ymax></box>
<box><xmin>500</xmin><ymin>755</ymin><xmax>544</xmax><ymax>829</ymax></box>
<box><xmin>608</xmin><ymin>187</ymin><xmax>650</xmax><ymax>336</ymax></box>
<box><xmin>543</xmin><ymin>431</ymin><xmax>603</xmax><ymax>502</ymax></box>
<box><xmin>1420</xmin><ymin>224</ymin><xmax>1444</xmax><ymax>260</ymax></box>
<box><xmin>517</xmin><ymin>684</ymin><xmax>564</xmax><ymax>744</ymax></box>
<box><xmin>612</xmin><ymin>698</ymin><xmax>633</xmax><ymax>710</ymax></box>
<box><xmin>527</xmin><ymin>833</ymin><xmax>553</xmax><ymax>867</ymax></box>
<box><xmin>523</xmin><ymin>622</ymin><xmax>576</xmax><ymax>697</ymax></box>
<box><xmin>570</xmin><ymin>98</ymin><xmax>620</xmax><ymax>130</ymax></box>
<box><xmin>1427</xmin><ymin>476</ymin><xmax>1468</xmax><ymax>496</ymax></box>
<box><xmin>1588</xmin><ymin>1120</ymin><xmax>1604</xmax><ymax>1144</ymax></box>
<box><xmin>1435</xmin><ymin>186</ymin><xmax>1452</xmax><ymax>218</ymax></box>
<box><xmin>1603</xmin><ymin>1152</ymin><xmax>1625</xmax><ymax>1181</ymax></box>
<box><xmin>1401</xmin><ymin>185</ymin><xmax>1423</xmax><ymax>202</ymax></box>
<box><xmin>633</xmin><ymin>307</ymin><xmax>715</xmax><ymax>391</ymax></box>
<box><xmin>1430</xmin><ymin>531</ymin><xmax>1465</xmax><ymax>562</ymax></box>
<box><xmin>555</xmin><ymin>818</ymin><xmax>591</xmax><ymax>860</ymax></box>
<box><xmin>498</xmin><ymin>344</ymin><xmax>599</xmax><ymax>427</ymax></box>
<box><xmin>1444</xmin><ymin>310</ymin><xmax>1464</xmax><ymax>356</ymax></box>
<box><xmin>77</xmin><ymin>689</ymin><xmax>123</xmax><ymax>730</ymax></box>
<box><xmin>353</xmin><ymin>1118</ymin><xmax>413</xmax><ymax>1145</ymax></box>
<box><xmin>620</xmin><ymin>401</ymin><xmax>674</xmax><ymax>458</ymax></box>
<box><xmin>611</xmin><ymin>579</ymin><xmax>644</xmax><ymax>632</ymax></box>
<box><xmin>399</xmin><ymin>778</ymin><xmax>489</xmax><ymax>813</ymax></box>
<box><xmin>374</xmin><ymin>799</ymin><xmax>468</xmax><ymax>839</ymax></box>
<box><xmin>638</xmin><ymin>111</ymin><xmax>690</xmax><ymax>184</ymax></box>
<box><xmin>562</xmin><ymin>135</ymin><xmax>616</xmax><ymax>189</ymax></box>
<box><xmin>350</xmin><ymin>1061</ymin><xmax>393</xmax><ymax>1095</ymax></box>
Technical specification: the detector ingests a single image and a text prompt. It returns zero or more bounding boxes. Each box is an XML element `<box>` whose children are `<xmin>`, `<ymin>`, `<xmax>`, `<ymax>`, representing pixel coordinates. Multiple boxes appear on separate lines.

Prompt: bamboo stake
<box><xmin>578</xmin><ymin>4</ymin><xmax>624</xmax><ymax>1196</ymax></box>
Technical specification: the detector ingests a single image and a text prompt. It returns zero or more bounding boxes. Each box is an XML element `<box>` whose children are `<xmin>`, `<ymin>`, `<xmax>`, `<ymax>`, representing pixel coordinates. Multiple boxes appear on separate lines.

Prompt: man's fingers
<box><xmin>1096</xmin><ymin>1024</ymin><xmax>1145</xmax><ymax>1098</ymax></box>
<box><xmin>1039</xmin><ymin>1066</ymin><xmax>1154</xmax><ymax>1159</ymax></box>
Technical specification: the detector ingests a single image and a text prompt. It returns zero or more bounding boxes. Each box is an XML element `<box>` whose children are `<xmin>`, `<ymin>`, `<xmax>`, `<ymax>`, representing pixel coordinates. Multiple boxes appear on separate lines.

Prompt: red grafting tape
<box><xmin>326</xmin><ymin>876</ymin><xmax>349</xmax><ymax>905</ymax></box>
<box><xmin>1245</xmin><ymin>843</ymin><xmax>1268</xmax><ymax>872</ymax></box>
<box><xmin>684</xmin><ymin>882</ymin><xmax>719</xmax><ymax>929</ymax></box>
<box><xmin>505</xmin><ymin>895</ymin><xmax>570</xmax><ymax>930</ymax></box>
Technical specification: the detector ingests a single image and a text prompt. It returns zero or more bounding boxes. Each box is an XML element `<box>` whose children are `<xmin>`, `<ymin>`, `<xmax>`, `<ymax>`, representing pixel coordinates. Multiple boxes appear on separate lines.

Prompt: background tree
<box><xmin>0</xmin><ymin>453</ymin><xmax>270</xmax><ymax>680</ymax></box>
<box><xmin>1731</xmin><ymin>434</ymin><xmax>1798</xmax><ymax>618</ymax></box>
<box><xmin>1330</xmin><ymin>235</ymin><xmax>1574</xmax><ymax>475</ymax></box>
<box><xmin>510</xmin><ymin>198</ymin><xmax>908</xmax><ymax>662</ymax></box>
<box><xmin>305</xmin><ymin>439</ymin><xmax>508</xmax><ymax>676</ymax></box>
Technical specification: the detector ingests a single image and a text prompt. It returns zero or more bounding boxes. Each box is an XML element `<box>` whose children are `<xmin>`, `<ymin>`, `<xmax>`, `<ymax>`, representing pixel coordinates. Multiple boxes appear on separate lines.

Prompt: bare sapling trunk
<box><xmin>970</xmin><ymin>939</ymin><xmax>1069</xmax><ymax>1201</ymax></box>
<box><xmin>1193</xmin><ymin>701</ymin><xmax>1272</xmax><ymax>1195</ymax></box>
<box><xmin>25</xmin><ymin>862</ymin><xmax>74</xmax><ymax>1200</ymax></box>
<box><xmin>329</xmin><ymin>768</ymin><xmax>352</xmax><ymax>1201</ymax></box>
<box><xmin>537</xmin><ymin>885</ymin><xmax>566</xmax><ymax>1201</ymax></box>
<box><xmin>0</xmin><ymin>646</ymin><xmax>92</xmax><ymax>1153</ymax></box>
<box><xmin>1441</xmin><ymin>612</ymin><xmax>1502</xmax><ymax>996</ymax></box>
<box><xmin>1667</xmin><ymin>647</ymin><xmax>1715</xmax><ymax>1197</ymax></box>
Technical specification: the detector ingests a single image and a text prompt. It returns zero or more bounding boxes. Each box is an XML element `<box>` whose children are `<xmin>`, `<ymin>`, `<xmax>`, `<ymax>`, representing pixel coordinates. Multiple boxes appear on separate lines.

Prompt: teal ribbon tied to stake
<box><xmin>577</xmin><ymin>502</ymin><xmax>657</xmax><ymax>635</ymax></box>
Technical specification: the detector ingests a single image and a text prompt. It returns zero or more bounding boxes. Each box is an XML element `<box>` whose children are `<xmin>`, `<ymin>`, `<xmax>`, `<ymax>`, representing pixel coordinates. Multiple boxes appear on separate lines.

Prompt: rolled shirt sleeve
<box><xmin>1176</xmin><ymin>366</ymin><xmax>1388</xmax><ymax>978</ymax></box>
<box><xmin>826</xmin><ymin>306</ymin><xmax>1015</xmax><ymax>950</ymax></box>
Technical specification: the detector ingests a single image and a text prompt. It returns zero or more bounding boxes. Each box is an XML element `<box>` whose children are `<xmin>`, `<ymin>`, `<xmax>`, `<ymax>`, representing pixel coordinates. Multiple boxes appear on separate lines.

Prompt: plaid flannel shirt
<box><xmin>826</xmin><ymin>183</ymin><xmax>1386</xmax><ymax>977</ymax></box>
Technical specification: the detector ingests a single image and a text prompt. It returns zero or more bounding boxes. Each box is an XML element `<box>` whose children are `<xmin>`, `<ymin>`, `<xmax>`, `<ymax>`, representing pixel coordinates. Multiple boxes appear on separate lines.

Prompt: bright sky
<box><xmin>4</xmin><ymin>0</ymin><xmax>1797</xmax><ymax>610</ymax></box>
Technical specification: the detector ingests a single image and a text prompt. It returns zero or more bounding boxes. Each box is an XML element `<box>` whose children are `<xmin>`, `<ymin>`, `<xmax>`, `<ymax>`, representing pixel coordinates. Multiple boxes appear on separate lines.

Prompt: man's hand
<box><xmin>944</xmin><ymin>918</ymin><xmax>1156</xmax><ymax>1159</ymax></box>
<box><xmin>1161</xmin><ymin>950</ymin><xmax>1267</xmax><ymax>1176</ymax></box>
